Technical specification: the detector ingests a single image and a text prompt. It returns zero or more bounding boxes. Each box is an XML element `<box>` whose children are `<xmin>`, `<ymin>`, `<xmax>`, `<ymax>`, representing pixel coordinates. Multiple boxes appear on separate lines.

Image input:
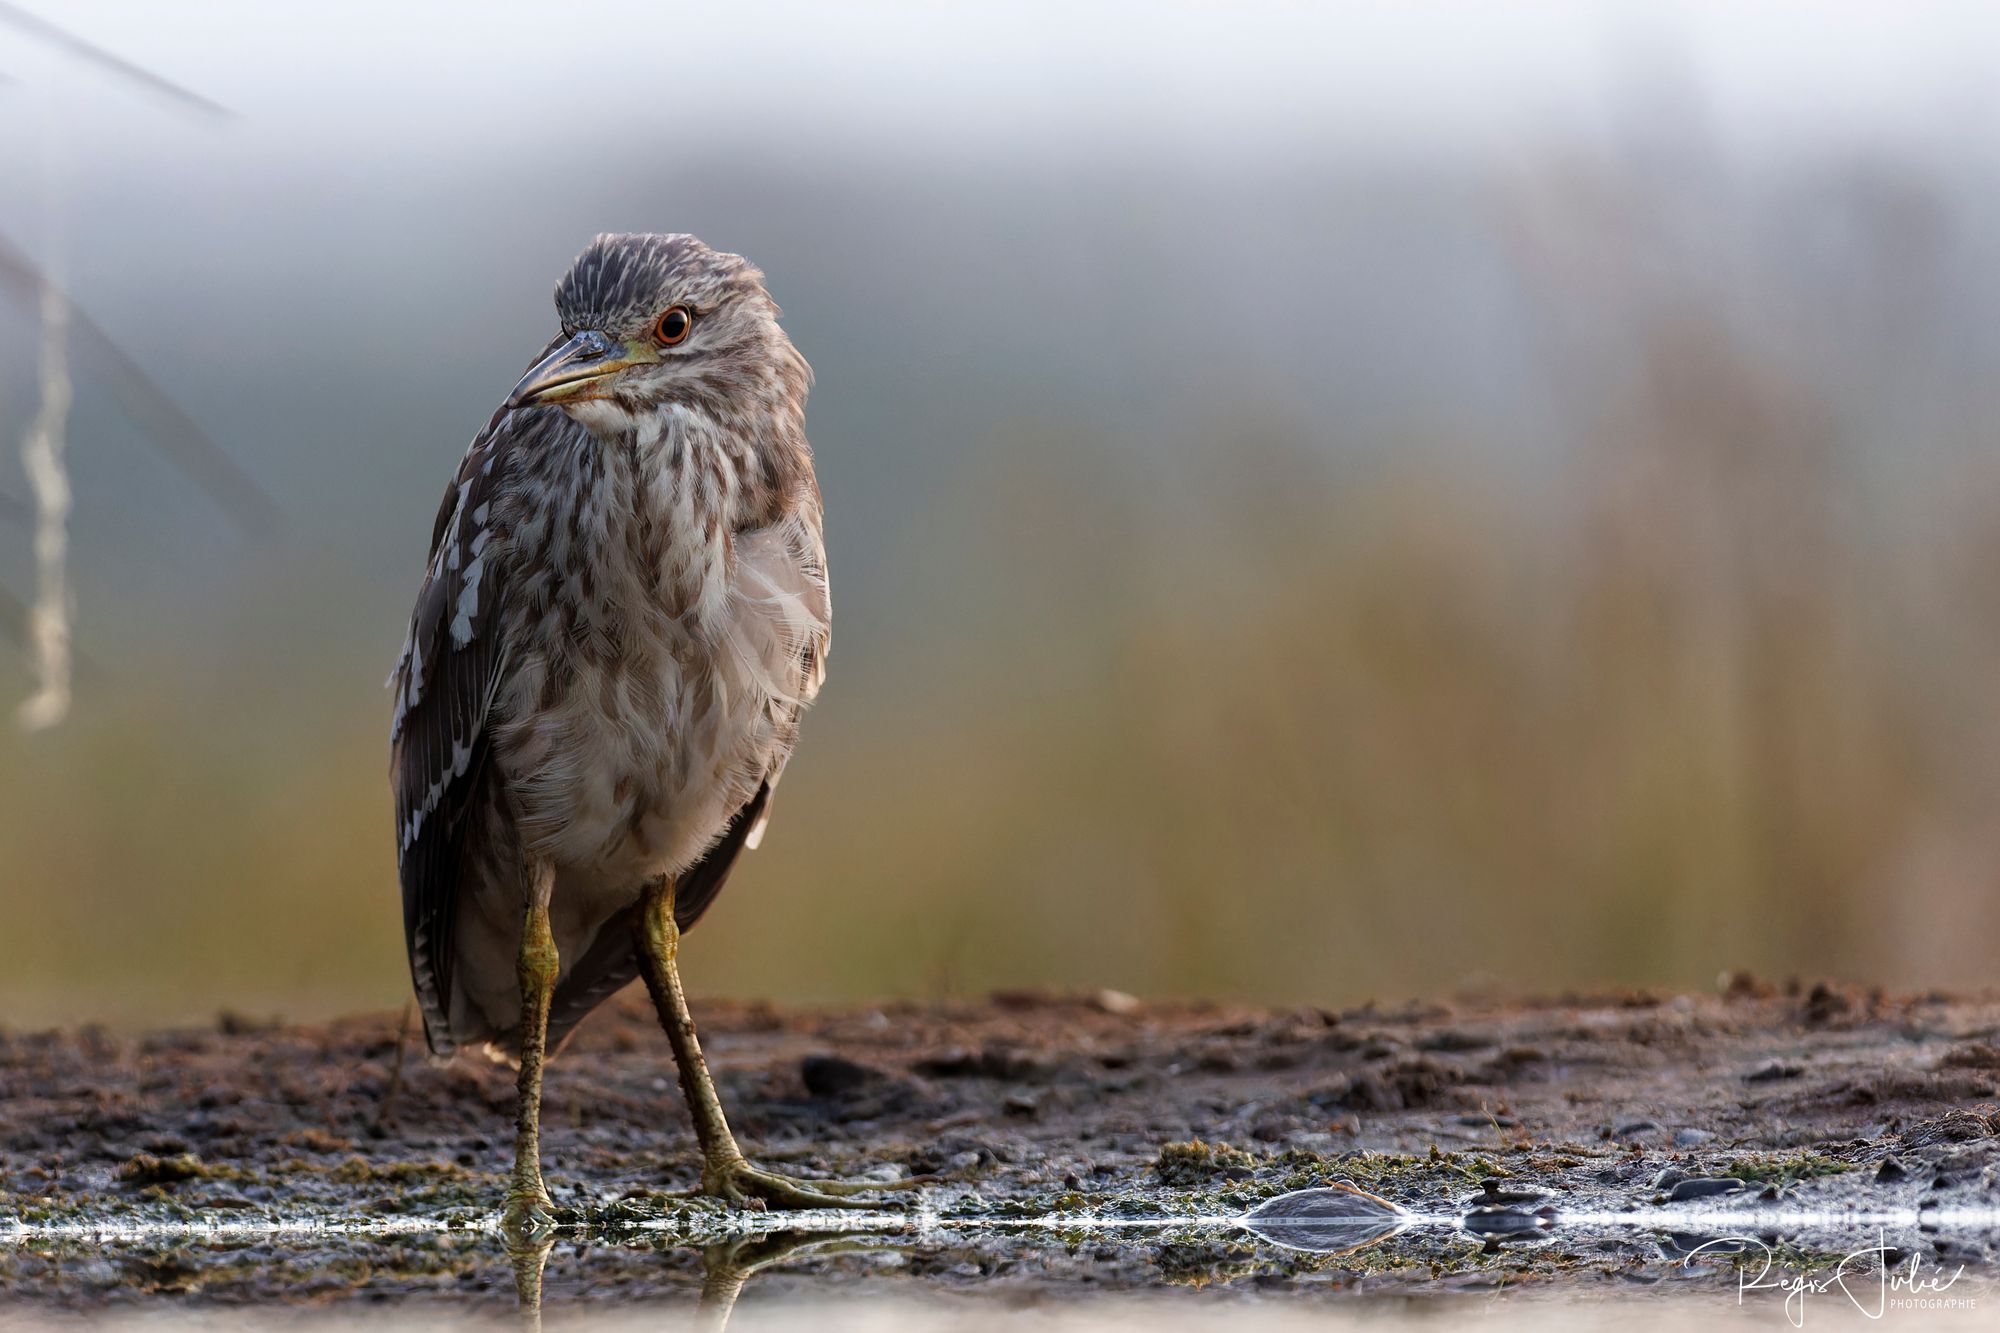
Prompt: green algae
<box><xmin>1718</xmin><ymin>1152</ymin><xmax>1855</xmax><ymax>1187</ymax></box>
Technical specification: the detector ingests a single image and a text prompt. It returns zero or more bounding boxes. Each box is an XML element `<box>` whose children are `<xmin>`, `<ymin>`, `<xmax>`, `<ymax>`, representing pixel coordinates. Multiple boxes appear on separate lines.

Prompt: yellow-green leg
<box><xmin>504</xmin><ymin>861</ymin><xmax>560</xmax><ymax>1235</ymax></box>
<box><xmin>635</xmin><ymin>876</ymin><xmax>922</xmax><ymax>1209</ymax></box>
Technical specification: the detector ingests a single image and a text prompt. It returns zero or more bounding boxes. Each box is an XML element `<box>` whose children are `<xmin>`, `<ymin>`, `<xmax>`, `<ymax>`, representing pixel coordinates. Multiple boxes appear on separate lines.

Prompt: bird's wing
<box><xmin>389</xmin><ymin>411</ymin><xmax>517</xmax><ymax>1056</ymax></box>
<box><xmin>543</xmin><ymin>498</ymin><xmax>829</xmax><ymax>1051</ymax></box>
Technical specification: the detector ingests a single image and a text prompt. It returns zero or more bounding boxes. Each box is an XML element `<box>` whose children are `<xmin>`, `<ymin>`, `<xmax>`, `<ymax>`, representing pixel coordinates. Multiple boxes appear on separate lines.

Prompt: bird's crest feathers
<box><xmin>555</xmin><ymin>233</ymin><xmax>772</xmax><ymax>336</ymax></box>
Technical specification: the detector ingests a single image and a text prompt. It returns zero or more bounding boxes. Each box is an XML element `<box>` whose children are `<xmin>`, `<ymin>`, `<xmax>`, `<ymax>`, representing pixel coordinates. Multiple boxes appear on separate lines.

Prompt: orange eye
<box><xmin>654</xmin><ymin>305</ymin><xmax>692</xmax><ymax>346</ymax></box>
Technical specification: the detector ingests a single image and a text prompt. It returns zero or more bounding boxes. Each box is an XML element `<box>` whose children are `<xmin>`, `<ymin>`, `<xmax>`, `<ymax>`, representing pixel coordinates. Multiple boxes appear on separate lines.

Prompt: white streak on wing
<box><xmin>451</xmin><ymin>549</ymin><xmax>485</xmax><ymax>648</ymax></box>
<box><xmin>445</xmin><ymin>482</ymin><xmax>471</xmax><ymax>572</ymax></box>
<box><xmin>390</xmin><ymin>629</ymin><xmax>426</xmax><ymax>740</ymax></box>
<box><xmin>399</xmin><ymin>735</ymin><xmax>477</xmax><ymax>852</ymax></box>
<box><xmin>386</xmin><ymin>628</ymin><xmax>416</xmax><ymax>738</ymax></box>
<box><xmin>744</xmin><ymin>804</ymin><xmax>773</xmax><ymax>850</ymax></box>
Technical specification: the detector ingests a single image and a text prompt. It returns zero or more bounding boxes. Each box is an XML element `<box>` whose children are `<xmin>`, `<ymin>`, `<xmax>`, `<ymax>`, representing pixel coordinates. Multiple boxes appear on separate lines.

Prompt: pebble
<box><xmin>1668</xmin><ymin>1176</ymin><xmax>1747</xmax><ymax>1201</ymax></box>
<box><xmin>1471</xmin><ymin>1178</ymin><xmax>1551</xmax><ymax>1206</ymax></box>
<box><xmin>1092</xmin><ymin>989</ymin><xmax>1142</xmax><ymax>1017</ymax></box>
<box><xmin>800</xmin><ymin>1054</ymin><xmax>882</xmax><ymax>1097</ymax></box>
<box><xmin>1745</xmin><ymin>1061</ymin><xmax>1804</xmax><ymax>1082</ymax></box>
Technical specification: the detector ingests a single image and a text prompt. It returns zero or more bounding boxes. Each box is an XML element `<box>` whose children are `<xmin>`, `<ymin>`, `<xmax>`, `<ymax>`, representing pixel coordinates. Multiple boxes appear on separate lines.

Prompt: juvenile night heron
<box><xmin>389</xmin><ymin>234</ymin><xmax>903</xmax><ymax>1226</ymax></box>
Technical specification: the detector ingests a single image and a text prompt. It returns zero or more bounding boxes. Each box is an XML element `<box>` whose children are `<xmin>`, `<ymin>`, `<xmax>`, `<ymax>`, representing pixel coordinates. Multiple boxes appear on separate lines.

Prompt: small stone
<box><xmin>1650</xmin><ymin>1167</ymin><xmax>1690</xmax><ymax>1191</ymax></box>
<box><xmin>1471</xmin><ymin>1178</ymin><xmax>1549</xmax><ymax>1206</ymax></box>
<box><xmin>1668</xmin><ymin>1176</ymin><xmax>1747</xmax><ymax>1201</ymax></box>
<box><xmin>1803</xmin><ymin>983</ymin><xmax>1852</xmax><ymax>1027</ymax></box>
<box><xmin>1614</xmin><ymin>1119</ymin><xmax>1661</xmax><ymax>1139</ymax></box>
<box><xmin>1876</xmin><ymin>1156</ymin><xmax>1912</xmax><ymax>1184</ymax></box>
<box><xmin>1673</xmin><ymin>1128</ymin><xmax>1714</xmax><ymax>1148</ymax></box>
<box><xmin>800</xmin><ymin>1054</ymin><xmax>881</xmax><ymax>1097</ymax></box>
<box><xmin>1746</xmin><ymin>1061</ymin><xmax>1804</xmax><ymax>1083</ymax></box>
<box><xmin>1091</xmin><ymin>989</ymin><xmax>1142</xmax><ymax>1017</ymax></box>
<box><xmin>1003</xmin><ymin>1092</ymin><xmax>1039</xmax><ymax>1118</ymax></box>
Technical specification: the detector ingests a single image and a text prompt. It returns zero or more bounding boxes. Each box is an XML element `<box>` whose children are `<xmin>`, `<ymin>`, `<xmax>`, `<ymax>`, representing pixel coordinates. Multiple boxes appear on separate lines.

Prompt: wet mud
<box><xmin>7</xmin><ymin>981</ymin><xmax>2000</xmax><ymax>1318</ymax></box>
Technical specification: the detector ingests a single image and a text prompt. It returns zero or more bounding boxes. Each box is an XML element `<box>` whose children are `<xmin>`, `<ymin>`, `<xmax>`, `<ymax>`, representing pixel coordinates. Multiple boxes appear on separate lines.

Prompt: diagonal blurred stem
<box><xmin>0</xmin><ymin>234</ymin><xmax>282</xmax><ymax>541</ymax></box>
<box><xmin>0</xmin><ymin>2</ymin><xmax>231</xmax><ymax>119</ymax></box>
<box><xmin>17</xmin><ymin>276</ymin><xmax>72</xmax><ymax>730</ymax></box>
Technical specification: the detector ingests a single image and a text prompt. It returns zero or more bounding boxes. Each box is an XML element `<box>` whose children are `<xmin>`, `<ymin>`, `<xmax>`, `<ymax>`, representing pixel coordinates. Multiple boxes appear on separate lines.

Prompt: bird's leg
<box><xmin>635</xmin><ymin>876</ymin><xmax>922</xmax><ymax>1210</ymax></box>
<box><xmin>504</xmin><ymin>860</ymin><xmax>560</xmax><ymax>1236</ymax></box>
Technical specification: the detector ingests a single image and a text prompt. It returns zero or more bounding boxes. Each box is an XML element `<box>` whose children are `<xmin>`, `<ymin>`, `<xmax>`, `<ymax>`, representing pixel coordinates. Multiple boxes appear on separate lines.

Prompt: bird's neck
<box><xmin>555</xmin><ymin>400</ymin><xmax>809</xmax><ymax>630</ymax></box>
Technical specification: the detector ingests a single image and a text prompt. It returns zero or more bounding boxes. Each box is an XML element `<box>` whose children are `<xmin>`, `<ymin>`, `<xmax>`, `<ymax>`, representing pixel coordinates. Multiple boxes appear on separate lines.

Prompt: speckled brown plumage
<box><xmin>388</xmin><ymin>235</ymin><xmax>826</xmax><ymax>1062</ymax></box>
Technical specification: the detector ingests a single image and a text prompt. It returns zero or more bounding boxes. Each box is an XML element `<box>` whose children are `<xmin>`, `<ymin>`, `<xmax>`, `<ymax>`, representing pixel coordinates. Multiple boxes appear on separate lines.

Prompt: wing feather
<box><xmin>389</xmin><ymin>412</ymin><xmax>517</xmax><ymax>1056</ymax></box>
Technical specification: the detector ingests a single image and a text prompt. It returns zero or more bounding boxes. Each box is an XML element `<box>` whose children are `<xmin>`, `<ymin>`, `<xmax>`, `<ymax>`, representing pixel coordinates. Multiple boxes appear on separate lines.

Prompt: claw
<box><xmin>501</xmin><ymin>1188</ymin><xmax>559</xmax><ymax>1239</ymax></box>
<box><xmin>702</xmin><ymin>1157</ymin><xmax>925</xmax><ymax>1210</ymax></box>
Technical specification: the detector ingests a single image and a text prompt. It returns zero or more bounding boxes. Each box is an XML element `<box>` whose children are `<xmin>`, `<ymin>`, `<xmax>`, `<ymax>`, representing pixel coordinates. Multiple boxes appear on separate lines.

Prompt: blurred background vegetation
<box><xmin>4</xmin><ymin>2</ymin><xmax>2000</xmax><ymax>1028</ymax></box>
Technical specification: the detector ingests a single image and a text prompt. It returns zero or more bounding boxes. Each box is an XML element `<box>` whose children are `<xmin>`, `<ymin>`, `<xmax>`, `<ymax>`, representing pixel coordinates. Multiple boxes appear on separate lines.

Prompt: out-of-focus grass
<box><xmin>8</xmin><ymin>132</ymin><xmax>2000</xmax><ymax>1027</ymax></box>
<box><xmin>6</xmin><ymin>327</ymin><xmax>2000</xmax><ymax>1028</ymax></box>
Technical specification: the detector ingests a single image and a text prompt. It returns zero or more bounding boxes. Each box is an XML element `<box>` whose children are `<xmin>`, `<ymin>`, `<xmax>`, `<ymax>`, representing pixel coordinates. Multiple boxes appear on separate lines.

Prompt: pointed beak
<box><xmin>506</xmin><ymin>330</ymin><xmax>651</xmax><ymax>408</ymax></box>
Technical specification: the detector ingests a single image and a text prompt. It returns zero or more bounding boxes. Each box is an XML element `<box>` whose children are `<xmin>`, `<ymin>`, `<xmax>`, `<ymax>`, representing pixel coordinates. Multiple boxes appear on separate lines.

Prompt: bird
<box><xmin>388</xmin><ymin>233</ymin><xmax>909</xmax><ymax>1228</ymax></box>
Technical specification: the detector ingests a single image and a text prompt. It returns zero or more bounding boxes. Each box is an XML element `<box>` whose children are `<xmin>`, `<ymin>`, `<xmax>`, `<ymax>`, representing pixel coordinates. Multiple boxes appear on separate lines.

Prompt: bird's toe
<box><xmin>700</xmin><ymin>1157</ymin><xmax>917</xmax><ymax>1211</ymax></box>
<box><xmin>500</xmin><ymin>1188</ymin><xmax>559</xmax><ymax>1239</ymax></box>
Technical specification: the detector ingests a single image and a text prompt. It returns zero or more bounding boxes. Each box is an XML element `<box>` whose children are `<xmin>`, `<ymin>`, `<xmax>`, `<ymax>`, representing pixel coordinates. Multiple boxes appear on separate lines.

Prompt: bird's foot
<box><xmin>699</xmin><ymin>1154</ymin><xmax>926</xmax><ymax>1211</ymax></box>
<box><xmin>501</xmin><ymin>1183</ymin><xmax>559</xmax><ymax>1239</ymax></box>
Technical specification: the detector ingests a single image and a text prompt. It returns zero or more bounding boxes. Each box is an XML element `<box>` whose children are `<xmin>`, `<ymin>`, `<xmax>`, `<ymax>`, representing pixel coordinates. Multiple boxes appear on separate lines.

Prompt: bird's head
<box><xmin>506</xmin><ymin>233</ymin><xmax>807</xmax><ymax>439</ymax></box>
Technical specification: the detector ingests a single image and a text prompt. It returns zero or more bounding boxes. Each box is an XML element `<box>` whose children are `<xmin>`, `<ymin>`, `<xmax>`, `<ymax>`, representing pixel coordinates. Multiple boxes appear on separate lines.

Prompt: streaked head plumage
<box><xmin>554</xmin><ymin>233</ymin><xmax>773</xmax><ymax>339</ymax></box>
<box><xmin>508</xmin><ymin>233</ymin><xmax>808</xmax><ymax>437</ymax></box>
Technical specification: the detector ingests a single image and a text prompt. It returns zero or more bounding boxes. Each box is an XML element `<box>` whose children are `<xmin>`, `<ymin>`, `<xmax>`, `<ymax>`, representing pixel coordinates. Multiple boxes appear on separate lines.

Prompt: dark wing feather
<box><xmin>543</xmin><ymin>782</ymin><xmax>772</xmax><ymax>1051</ymax></box>
<box><xmin>390</xmin><ymin>413</ymin><xmax>516</xmax><ymax>1056</ymax></box>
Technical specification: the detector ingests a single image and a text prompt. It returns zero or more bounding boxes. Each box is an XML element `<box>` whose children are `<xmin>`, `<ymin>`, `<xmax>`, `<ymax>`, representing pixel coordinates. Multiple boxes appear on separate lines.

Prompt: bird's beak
<box><xmin>506</xmin><ymin>330</ymin><xmax>653</xmax><ymax>408</ymax></box>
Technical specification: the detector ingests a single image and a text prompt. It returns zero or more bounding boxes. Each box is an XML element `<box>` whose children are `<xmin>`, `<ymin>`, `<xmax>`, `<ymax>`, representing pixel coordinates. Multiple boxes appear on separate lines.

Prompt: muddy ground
<box><xmin>6</xmin><ymin>979</ymin><xmax>2000</xmax><ymax>1320</ymax></box>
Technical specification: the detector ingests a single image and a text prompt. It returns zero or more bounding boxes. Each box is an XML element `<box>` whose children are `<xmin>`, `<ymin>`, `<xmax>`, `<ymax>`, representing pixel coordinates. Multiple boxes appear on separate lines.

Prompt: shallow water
<box><xmin>7</xmin><ymin>1184</ymin><xmax>1999</xmax><ymax>1329</ymax></box>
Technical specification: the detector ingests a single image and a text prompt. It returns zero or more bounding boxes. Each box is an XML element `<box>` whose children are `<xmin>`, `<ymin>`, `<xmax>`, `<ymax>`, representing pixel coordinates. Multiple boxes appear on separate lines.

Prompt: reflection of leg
<box><xmin>508</xmin><ymin>1235</ymin><xmax>553</xmax><ymax>1333</ymax></box>
<box><xmin>504</xmin><ymin>860</ymin><xmax>560</xmax><ymax>1234</ymax></box>
<box><xmin>635</xmin><ymin>876</ymin><xmax>924</xmax><ymax>1209</ymax></box>
<box><xmin>695</xmin><ymin>1241</ymin><xmax>752</xmax><ymax>1333</ymax></box>
<box><xmin>696</xmin><ymin>1234</ymin><xmax>888</xmax><ymax>1333</ymax></box>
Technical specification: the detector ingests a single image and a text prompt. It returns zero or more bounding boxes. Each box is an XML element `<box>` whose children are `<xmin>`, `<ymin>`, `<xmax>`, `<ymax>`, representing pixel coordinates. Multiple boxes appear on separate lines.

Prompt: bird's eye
<box><xmin>654</xmin><ymin>306</ymin><xmax>693</xmax><ymax>346</ymax></box>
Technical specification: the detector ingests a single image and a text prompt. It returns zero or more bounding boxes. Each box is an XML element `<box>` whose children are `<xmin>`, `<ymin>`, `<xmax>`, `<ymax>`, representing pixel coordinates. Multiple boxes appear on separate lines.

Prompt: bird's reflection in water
<box><xmin>695</xmin><ymin>1233</ymin><xmax>888</xmax><ymax>1331</ymax></box>
<box><xmin>509</xmin><ymin>1229</ymin><xmax>896</xmax><ymax>1332</ymax></box>
<box><xmin>510</xmin><ymin>1238</ymin><xmax>552</xmax><ymax>1333</ymax></box>
<box><xmin>505</xmin><ymin>1181</ymin><xmax>1449</xmax><ymax>1326</ymax></box>
<box><xmin>1238</xmin><ymin>1182</ymin><xmax>1415</xmax><ymax>1258</ymax></box>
